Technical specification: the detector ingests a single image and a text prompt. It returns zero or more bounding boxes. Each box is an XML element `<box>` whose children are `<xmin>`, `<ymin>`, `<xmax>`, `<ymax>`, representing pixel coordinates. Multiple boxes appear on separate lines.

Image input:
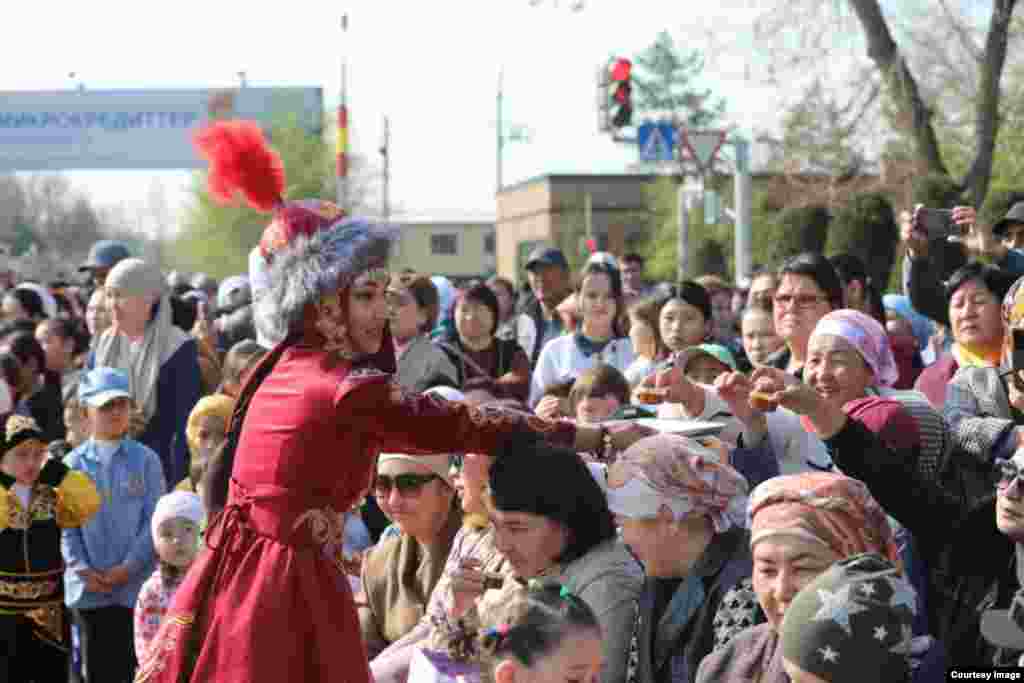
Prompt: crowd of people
<box><xmin>5</xmin><ymin>118</ymin><xmax>1024</xmax><ymax>683</ymax></box>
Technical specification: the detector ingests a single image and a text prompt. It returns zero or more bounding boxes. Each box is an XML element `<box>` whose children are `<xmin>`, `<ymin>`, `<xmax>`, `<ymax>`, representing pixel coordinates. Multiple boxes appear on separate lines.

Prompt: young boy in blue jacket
<box><xmin>62</xmin><ymin>367</ymin><xmax>166</xmax><ymax>683</ymax></box>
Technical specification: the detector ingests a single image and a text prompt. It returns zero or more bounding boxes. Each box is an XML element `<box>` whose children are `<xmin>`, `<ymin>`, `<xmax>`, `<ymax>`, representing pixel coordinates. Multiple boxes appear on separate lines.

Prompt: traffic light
<box><xmin>608</xmin><ymin>58</ymin><xmax>633</xmax><ymax>128</ymax></box>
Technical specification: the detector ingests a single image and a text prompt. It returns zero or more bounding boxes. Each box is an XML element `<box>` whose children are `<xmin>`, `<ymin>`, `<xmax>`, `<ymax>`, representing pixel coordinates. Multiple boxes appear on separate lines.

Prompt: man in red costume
<box><xmin>135</xmin><ymin>121</ymin><xmax>653</xmax><ymax>683</ymax></box>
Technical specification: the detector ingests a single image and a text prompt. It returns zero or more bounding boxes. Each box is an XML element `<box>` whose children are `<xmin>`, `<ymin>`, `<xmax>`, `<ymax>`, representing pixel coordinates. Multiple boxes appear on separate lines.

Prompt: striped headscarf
<box><xmin>748</xmin><ymin>472</ymin><xmax>899</xmax><ymax>564</ymax></box>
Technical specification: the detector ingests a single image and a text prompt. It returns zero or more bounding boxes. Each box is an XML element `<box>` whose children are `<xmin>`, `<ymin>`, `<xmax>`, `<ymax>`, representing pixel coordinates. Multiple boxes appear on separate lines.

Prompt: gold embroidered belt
<box><xmin>0</xmin><ymin>569</ymin><xmax>62</xmax><ymax>611</ymax></box>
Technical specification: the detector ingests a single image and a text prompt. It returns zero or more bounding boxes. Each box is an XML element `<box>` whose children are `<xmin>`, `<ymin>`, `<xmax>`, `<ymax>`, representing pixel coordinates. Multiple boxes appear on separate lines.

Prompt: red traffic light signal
<box><xmin>608</xmin><ymin>58</ymin><xmax>633</xmax><ymax>128</ymax></box>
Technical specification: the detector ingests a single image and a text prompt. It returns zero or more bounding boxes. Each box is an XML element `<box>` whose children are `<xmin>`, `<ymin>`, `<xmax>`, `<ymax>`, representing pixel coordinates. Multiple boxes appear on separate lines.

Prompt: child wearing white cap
<box><xmin>134</xmin><ymin>491</ymin><xmax>205</xmax><ymax>661</ymax></box>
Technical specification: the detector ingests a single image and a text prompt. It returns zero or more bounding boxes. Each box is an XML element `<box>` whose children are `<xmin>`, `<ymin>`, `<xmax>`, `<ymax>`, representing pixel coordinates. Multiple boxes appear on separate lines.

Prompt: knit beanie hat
<box><xmin>780</xmin><ymin>553</ymin><xmax>916</xmax><ymax>683</ymax></box>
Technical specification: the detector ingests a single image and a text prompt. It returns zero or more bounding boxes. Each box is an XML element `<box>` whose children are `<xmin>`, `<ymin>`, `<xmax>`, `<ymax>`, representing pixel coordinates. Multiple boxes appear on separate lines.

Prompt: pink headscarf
<box><xmin>809</xmin><ymin>309</ymin><xmax>899</xmax><ymax>388</ymax></box>
<box><xmin>606</xmin><ymin>434</ymin><xmax>749</xmax><ymax>532</ymax></box>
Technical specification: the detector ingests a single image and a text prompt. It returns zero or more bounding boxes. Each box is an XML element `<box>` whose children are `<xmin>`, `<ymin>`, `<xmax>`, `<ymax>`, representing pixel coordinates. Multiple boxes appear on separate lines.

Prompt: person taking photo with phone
<box><xmin>902</xmin><ymin>206</ymin><xmax>1019</xmax><ymax>408</ymax></box>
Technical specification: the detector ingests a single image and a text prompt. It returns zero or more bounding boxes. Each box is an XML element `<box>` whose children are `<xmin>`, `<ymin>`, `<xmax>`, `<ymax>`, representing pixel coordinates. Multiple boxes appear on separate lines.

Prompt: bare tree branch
<box><xmin>848</xmin><ymin>0</ymin><xmax>949</xmax><ymax>176</ymax></box>
<box><xmin>937</xmin><ymin>0</ymin><xmax>983</xmax><ymax>62</ymax></box>
<box><xmin>964</xmin><ymin>0</ymin><xmax>1019</xmax><ymax>204</ymax></box>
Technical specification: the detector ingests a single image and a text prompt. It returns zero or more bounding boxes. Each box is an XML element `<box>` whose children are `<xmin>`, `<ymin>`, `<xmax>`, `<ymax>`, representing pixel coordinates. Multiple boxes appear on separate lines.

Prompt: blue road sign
<box><xmin>638</xmin><ymin>121</ymin><xmax>675</xmax><ymax>162</ymax></box>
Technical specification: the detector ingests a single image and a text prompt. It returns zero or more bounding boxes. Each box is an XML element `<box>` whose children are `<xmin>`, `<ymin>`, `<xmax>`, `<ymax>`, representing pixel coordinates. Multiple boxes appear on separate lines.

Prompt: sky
<box><xmin>2</xmin><ymin>0</ymin><xmax>812</xmax><ymax>229</ymax></box>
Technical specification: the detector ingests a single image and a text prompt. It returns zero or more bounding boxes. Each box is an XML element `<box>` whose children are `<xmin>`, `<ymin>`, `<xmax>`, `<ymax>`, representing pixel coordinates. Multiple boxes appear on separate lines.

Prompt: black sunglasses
<box><xmin>374</xmin><ymin>473</ymin><xmax>439</xmax><ymax>497</ymax></box>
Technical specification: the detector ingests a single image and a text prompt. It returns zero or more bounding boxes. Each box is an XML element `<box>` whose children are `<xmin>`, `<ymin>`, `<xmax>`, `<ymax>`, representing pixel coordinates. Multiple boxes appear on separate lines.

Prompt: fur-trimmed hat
<box><xmin>194</xmin><ymin>120</ymin><xmax>396</xmax><ymax>346</ymax></box>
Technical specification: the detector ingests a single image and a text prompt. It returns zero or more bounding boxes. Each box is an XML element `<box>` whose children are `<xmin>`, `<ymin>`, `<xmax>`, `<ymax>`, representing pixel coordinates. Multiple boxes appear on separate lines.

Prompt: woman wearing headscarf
<box><xmin>715</xmin><ymin>311</ymin><xmax>948</xmax><ymax>637</ymax></box>
<box><xmin>746</xmin><ymin>321</ymin><xmax>1020</xmax><ymax>667</ymax></box>
<box><xmin>177</xmin><ymin>394</ymin><xmax>235</xmax><ymax>494</ymax></box>
<box><xmin>89</xmin><ymin>258</ymin><xmax>201</xmax><ymax>488</ymax></box>
<box><xmin>136</xmin><ymin>120</ymin><xmax>653</xmax><ymax>683</ymax></box>
<box><xmin>606</xmin><ymin>434</ymin><xmax>751</xmax><ymax>683</ymax></box>
<box><xmin>696</xmin><ymin>472</ymin><xmax>906</xmax><ymax>683</ymax></box>
<box><xmin>779</xmin><ymin>554</ymin><xmax>925</xmax><ymax>683</ymax></box>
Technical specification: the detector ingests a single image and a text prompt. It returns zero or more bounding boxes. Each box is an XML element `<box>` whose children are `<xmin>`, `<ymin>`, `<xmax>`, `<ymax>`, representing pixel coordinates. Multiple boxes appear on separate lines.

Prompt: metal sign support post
<box><xmin>678</xmin><ymin>130</ymin><xmax>726</xmax><ymax>283</ymax></box>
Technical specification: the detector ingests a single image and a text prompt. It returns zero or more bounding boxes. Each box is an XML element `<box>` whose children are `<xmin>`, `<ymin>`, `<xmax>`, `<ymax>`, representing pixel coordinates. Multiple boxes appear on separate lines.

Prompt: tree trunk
<box><xmin>963</xmin><ymin>0</ymin><xmax>1018</xmax><ymax>205</ymax></box>
<box><xmin>848</xmin><ymin>0</ymin><xmax>949</xmax><ymax>178</ymax></box>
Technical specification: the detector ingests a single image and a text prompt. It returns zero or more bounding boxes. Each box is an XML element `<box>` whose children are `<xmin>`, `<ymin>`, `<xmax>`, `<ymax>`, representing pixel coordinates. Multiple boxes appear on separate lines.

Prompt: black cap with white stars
<box><xmin>779</xmin><ymin>553</ymin><xmax>917</xmax><ymax>683</ymax></box>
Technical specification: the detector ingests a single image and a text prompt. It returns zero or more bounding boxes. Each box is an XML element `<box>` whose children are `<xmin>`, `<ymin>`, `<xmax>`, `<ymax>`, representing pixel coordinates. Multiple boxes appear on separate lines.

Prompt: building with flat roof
<box><xmin>496</xmin><ymin>173</ymin><xmax>655</xmax><ymax>284</ymax></box>
<box><xmin>389</xmin><ymin>220</ymin><xmax>496</xmax><ymax>280</ymax></box>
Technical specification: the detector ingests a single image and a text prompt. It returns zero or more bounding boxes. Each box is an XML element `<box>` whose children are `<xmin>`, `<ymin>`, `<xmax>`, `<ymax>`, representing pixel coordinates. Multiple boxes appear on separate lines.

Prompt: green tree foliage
<box><xmin>631</xmin><ymin>30</ymin><xmax>725</xmax><ymax>129</ymax></box>
<box><xmin>826</xmin><ymin>193</ymin><xmax>898</xmax><ymax>289</ymax></box>
<box><xmin>980</xmin><ymin>188</ymin><xmax>1024</xmax><ymax>227</ymax></box>
<box><xmin>911</xmin><ymin>173</ymin><xmax>963</xmax><ymax>209</ymax></box>
<box><xmin>770</xmin><ymin>78</ymin><xmax>869</xmax><ymax>180</ymax></box>
<box><xmin>171</xmin><ymin>114</ymin><xmax>374</xmax><ymax>278</ymax></box>
<box><xmin>767</xmin><ymin>206</ymin><xmax>831</xmax><ymax>264</ymax></box>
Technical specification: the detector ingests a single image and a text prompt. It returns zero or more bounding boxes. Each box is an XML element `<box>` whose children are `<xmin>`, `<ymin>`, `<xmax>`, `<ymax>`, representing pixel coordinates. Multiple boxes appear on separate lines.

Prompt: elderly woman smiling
<box><xmin>696</xmin><ymin>472</ymin><xmax>903</xmax><ymax>683</ymax></box>
<box><xmin>606</xmin><ymin>434</ymin><xmax>751</xmax><ymax>683</ymax></box>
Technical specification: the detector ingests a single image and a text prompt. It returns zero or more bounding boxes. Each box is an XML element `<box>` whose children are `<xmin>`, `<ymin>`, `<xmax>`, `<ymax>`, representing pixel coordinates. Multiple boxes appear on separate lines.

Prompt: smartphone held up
<box><xmin>915</xmin><ymin>208</ymin><xmax>959</xmax><ymax>241</ymax></box>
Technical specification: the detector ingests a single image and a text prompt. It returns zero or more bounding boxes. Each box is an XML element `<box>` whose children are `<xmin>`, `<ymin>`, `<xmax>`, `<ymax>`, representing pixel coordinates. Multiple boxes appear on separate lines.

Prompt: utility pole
<box><xmin>496</xmin><ymin>68</ymin><xmax>504</xmax><ymax>196</ymax></box>
<box><xmin>380</xmin><ymin>115</ymin><xmax>390</xmax><ymax>220</ymax></box>
<box><xmin>733</xmin><ymin>137</ymin><xmax>753</xmax><ymax>287</ymax></box>
<box><xmin>336</xmin><ymin>14</ymin><xmax>350</xmax><ymax>210</ymax></box>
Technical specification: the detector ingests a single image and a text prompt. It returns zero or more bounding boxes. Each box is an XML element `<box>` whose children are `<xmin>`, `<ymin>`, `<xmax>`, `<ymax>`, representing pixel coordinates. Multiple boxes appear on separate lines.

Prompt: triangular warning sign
<box><xmin>682</xmin><ymin>130</ymin><xmax>726</xmax><ymax>171</ymax></box>
<box><xmin>641</xmin><ymin>125</ymin><xmax>670</xmax><ymax>162</ymax></box>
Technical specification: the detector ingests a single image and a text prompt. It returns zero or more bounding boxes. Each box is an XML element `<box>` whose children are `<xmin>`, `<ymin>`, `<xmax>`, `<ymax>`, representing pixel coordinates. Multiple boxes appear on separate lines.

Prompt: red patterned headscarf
<box><xmin>748</xmin><ymin>472</ymin><xmax>898</xmax><ymax>564</ymax></box>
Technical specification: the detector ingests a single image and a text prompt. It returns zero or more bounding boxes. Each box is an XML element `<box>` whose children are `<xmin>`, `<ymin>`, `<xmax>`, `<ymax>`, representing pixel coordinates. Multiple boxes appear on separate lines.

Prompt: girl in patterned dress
<box><xmin>133</xmin><ymin>492</ymin><xmax>204</xmax><ymax>661</ymax></box>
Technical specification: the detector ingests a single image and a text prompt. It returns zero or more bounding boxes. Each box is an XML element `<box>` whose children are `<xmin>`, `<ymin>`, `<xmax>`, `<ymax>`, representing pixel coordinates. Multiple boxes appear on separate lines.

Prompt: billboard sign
<box><xmin>0</xmin><ymin>87</ymin><xmax>323</xmax><ymax>171</ymax></box>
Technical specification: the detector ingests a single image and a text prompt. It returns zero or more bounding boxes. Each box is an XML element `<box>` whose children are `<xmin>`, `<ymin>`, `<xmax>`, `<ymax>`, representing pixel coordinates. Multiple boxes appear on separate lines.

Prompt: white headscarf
<box><xmin>93</xmin><ymin>259</ymin><xmax>190</xmax><ymax>422</ymax></box>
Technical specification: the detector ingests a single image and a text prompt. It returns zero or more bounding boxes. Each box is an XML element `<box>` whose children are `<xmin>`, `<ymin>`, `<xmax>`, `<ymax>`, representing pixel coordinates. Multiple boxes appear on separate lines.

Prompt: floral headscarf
<box><xmin>748</xmin><ymin>472</ymin><xmax>899</xmax><ymax>564</ymax></box>
<box><xmin>606</xmin><ymin>434</ymin><xmax>749</xmax><ymax>533</ymax></box>
<box><xmin>810</xmin><ymin>309</ymin><xmax>899</xmax><ymax>388</ymax></box>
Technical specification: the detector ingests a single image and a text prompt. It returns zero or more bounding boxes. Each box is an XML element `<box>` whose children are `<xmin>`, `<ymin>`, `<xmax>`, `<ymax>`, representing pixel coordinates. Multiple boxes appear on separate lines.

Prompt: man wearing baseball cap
<box><xmin>79</xmin><ymin>240</ymin><xmax>132</xmax><ymax>289</ymax></box>
<box><xmin>516</xmin><ymin>245</ymin><xmax>572</xmax><ymax>365</ymax></box>
<box><xmin>994</xmin><ymin>201</ymin><xmax>1024</xmax><ymax>252</ymax></box>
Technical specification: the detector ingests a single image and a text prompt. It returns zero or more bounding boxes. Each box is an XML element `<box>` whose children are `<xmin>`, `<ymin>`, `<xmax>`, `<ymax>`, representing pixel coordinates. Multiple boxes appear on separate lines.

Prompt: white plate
<box><xmin>604</xmin><ymin>419</ymin><xmax>725</xmax><ymax>437</ymax></box>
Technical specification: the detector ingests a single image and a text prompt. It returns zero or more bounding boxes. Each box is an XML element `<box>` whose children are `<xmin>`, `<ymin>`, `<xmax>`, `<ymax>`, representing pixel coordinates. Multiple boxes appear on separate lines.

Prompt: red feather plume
<box><xmin>193</xmin><ymin>120</ymin><xmax>285</xmax><ymax>212</ymax></box>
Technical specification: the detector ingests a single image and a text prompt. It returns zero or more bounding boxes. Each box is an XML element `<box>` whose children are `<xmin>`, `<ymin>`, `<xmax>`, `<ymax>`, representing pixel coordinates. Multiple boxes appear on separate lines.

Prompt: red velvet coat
<box><xmin>135</xmin><ymin>344</ymin><xmax>574</xmax><ymax>683</ymax></box>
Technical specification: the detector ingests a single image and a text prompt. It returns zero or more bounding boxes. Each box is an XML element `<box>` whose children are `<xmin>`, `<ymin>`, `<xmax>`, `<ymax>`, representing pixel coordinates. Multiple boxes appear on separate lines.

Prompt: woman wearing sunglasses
<box><xmin>359</xmin><ymin>453</ymin><xmax>461</xmax><ymax>658</ymax></box>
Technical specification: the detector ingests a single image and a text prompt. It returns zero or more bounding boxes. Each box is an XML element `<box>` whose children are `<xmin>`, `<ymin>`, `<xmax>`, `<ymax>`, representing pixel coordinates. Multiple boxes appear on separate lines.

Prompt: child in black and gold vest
<box><xmin>0</xmin><ymin>414</ymin><xmax>100</xmax><ymax>682</ymax></box>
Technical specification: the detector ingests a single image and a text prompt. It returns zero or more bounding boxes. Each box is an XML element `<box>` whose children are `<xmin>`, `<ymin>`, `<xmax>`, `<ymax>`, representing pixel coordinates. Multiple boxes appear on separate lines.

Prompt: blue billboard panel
<box><xmin>0</xmin><ymin>87</ymin><xmax>323</xmax><ymax>171</ymax></box>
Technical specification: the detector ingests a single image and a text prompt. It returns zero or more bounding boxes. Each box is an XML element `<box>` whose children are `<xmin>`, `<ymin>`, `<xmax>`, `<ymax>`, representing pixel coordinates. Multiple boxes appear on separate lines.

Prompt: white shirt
<box><xmin>657</xmin><ymin>386</ymin><xmax>832</xmax><ymax>472</ymax></box>
<box><xmin>529</xmin><ymin>334</ymin><xmax>635</xmax><ymax>407</ymax></box>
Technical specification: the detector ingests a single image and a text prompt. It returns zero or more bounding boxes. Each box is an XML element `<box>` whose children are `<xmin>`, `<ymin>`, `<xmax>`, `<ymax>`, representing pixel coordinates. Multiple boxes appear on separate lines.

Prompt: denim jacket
<box><xmin>62</xmin><ymin>438</ymin><xmax>166</xmax><ymax>609</ymax></box>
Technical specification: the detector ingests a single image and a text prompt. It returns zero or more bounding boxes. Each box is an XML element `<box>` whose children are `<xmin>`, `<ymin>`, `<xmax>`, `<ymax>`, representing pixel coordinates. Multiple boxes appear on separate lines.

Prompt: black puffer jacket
<box><xmin>826</xmin><ymin>418</ymin><xmax>1018</xmax><ymax>666</ymax></box>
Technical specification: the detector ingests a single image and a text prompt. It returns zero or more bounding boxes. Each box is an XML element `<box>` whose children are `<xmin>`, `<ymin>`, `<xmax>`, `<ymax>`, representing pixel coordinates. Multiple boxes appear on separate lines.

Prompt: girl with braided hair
<box><xmin>453</xmin><ymin>580</ymin><xmax>603</xmax><ymax>683</ymax></box>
